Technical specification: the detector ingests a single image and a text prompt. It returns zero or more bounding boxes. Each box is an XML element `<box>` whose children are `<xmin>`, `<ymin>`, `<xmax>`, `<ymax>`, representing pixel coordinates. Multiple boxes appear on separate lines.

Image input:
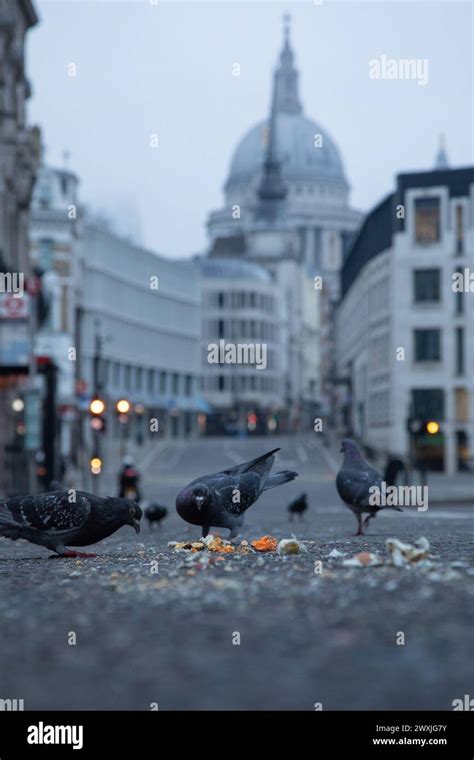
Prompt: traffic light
<box><xmin>116</xmin><ymin>399</ymin><xmax>130</xmax><ymax>424</ymax></box>
<box><xmin>89</xmin><ymin>396</ymin><xmax>106</xmax><ymax>433</ymax></box>
<box><xmin>425</xmin><ymin>420</ymin><xmax>440</xmax><ymax>435</ymax></box>
<box><xmin>90</xmin><ymin>456</ymin><xmax>102</xmax><ymax>475</ymax></box>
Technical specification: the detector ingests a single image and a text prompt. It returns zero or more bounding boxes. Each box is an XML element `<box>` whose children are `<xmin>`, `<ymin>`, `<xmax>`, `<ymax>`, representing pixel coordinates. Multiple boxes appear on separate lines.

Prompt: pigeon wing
<box><xmin>336</xmin><ymin>466</ymin><xmax>382</xmax><ymax>508</ymax></box>
<box><xmin>1</xmin><ymin>492</ymin><xmax>91</xmax><ymax>535</ymax></box>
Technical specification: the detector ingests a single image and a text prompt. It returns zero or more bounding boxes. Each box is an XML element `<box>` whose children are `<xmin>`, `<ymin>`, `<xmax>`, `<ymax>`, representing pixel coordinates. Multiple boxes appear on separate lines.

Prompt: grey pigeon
<box><xmin>176</xmin><ymin>448</ymin><xmax>298</xmax><ymax>539</ymax></box>
<box><xmin>336</xmin><ymin>439</ymin><xmax>402</xmax><ymax>535</ymax></box>
<box><xmin>288</xmin><ymin>493</ymin><xmax>308</xmax><ymax>520</ymax></box>
<box><xmin>0</xmin><ymin>490</ymin><xmax>142</xmax><ymax>557</ymax></box>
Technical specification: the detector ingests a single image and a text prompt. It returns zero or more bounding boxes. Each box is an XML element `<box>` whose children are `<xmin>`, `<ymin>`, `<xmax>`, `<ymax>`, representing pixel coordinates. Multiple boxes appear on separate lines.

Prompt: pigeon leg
<box><xmin>362</xmin><ymin>513</ymin><xmax>376</xmax><ymax>531</ymax></box>
<box><xmin>228</xmin><ymin>526</ymin><xmax>240</xmax><ymax>541</ymax></box>
<box><xmin>201</xmin><ymin>526</ymin><xmax>210</xmax><ymax>539</ymax></box>
<box><xmin>354</xmin><ymin>513</ymin><xmax>364</xmax><ymax>536</ymax></box>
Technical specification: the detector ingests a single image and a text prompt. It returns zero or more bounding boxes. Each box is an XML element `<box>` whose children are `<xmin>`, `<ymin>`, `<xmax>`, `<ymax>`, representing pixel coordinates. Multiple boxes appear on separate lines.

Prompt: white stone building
<box><xmin>336</xmin><ymin>165</ymin><xmax>474</xmax><ymax>475</ymax></box>
<box><xmin>199</xmin><ymin>257</ymin><xmax>283</xmax><ymax>434</ymax></box>
<box><xmin>77</xmin><ymin>220</ymin><xmax>203</xmax><ymax>447</ymax></box>
<box><xmin>206</xmin><ymin>17</ymin><xmax>361</xmax><ymax>424</ymax></box>
<box><xmin>29</xmin><ymin>162</ymin><xmax>81</xmax><ymax>461</ymax></box>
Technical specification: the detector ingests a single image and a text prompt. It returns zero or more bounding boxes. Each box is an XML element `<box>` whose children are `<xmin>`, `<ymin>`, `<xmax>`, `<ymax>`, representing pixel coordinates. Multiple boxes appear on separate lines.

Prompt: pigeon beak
<box><xmin>195</xmin><ymin>496</ymin><xmax>204</xmax><ymax>510</ymax></box>
<box><xmin>133</xmin><ymin>519</ymin><xmax>141</xmax><ymax>534</ymax></box>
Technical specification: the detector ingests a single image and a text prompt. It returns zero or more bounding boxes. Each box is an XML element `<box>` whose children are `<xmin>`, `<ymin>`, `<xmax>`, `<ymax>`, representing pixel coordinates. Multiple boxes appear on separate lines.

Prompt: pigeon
<box><xmin>144</xmin><ymin>503</ymin><xmax>168</xmax><ymax>528</ymax></box>
<box><xmin>336</xmin><ymin>439</ymin><xmax>402</xmax><ymax>535</ymax></box>
<box><xmin>0</xmin><ymin>490</ymin><xmax>142</xmax><ymax>557</ymax></box>
<box><xmin>176</xmin><ymin>448</ymin><xmax>298</xmax><ymax>539</ymax></box>
<box><xmin>287</xmin><ymin>493</ymin><xmax>308</xmax><ymax>520</ymax></box>
<box><xmin>48</xmin><ymin>480</ymin><xmax>65</xmax><ymax>492</ymax></box>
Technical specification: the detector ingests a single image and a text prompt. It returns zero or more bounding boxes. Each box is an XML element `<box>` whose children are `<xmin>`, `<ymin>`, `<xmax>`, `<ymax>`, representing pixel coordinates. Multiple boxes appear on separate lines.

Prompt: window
<box><xmin>217</xmin><ymin>292</ymin><xmax>224</xmax><ymax>308</ymax></box>
<box><xmin>415</xmin><ymin>197</ymin><xmax>440</xmax><ymax>243</ymax></box>
<box><xmin>160</xmin><ymin>372</ymin><xmax>167</xmax><ymax>394</ymax></box>
<box><xmin>455</xmin><ymin>205</ymin><xmax>464</xmax><ymax>254</ymax></box>
<box><xmin>454</xmin><ymin>269</ymin><xmax>464</xmax><ymax>314</ymax></box>
<box><xmin>414</xmin><ymin>329</ymin><xmax>441</xmax><ymax>361</ymax></box>
<box><xmin>413</xmin><ymin>269</ymin><xmax>440</xmax><ymax>302</ymax></box>
<box><xmin>38</xmin><ymin>239</ymin><xmax>54</xmax><ymax>271</ymax></box>
<box><xmin>113</xmin><ymin>363</ymin><xmax>121</xmax><ymax>387</ymax></box>
<box><xmin>135</xmin><ymin>367</ymin><xmax>143</xmax><ymax>390</ymax></box>
<box><xmin>147</xmin><ymin>369</ymin><xmax>155</xmax><ymax>395</ymax></box>
<box><xmin>185</xmin><ymin>375</ymin><xmax>193</xmax><ymax>396</ymax></box>
<box><xmin>456</xmin><ymin>327</ymin><xmax>464</xmax><ymax>375</ymax></box>
<box><xmin>124</xmin><ymin>365</ymin><xmax>131</xmax><ymax>390</ymax></box>
<box><xmin>218</xmin><ymin>319</ymin><xmax>224</xmax><ymax>338</ymax></box>
<box><xmin>218</xmin><ymin>375</ymin><xmax>224</xmax><ymax>391</ymax></box>
<box><xmin>172</xmin><ymin>373</ymin><xmax>180</xmax><ymax>395</ymax></box>
<box><xmin>412</xmin><ymin>389</ymin><xmax>444</xmax><ymax>420</ymax></box>
<box><xmin>455</xmin><ymin>389</ymin><xmax>469</xmax><ymax>422</ymax></box>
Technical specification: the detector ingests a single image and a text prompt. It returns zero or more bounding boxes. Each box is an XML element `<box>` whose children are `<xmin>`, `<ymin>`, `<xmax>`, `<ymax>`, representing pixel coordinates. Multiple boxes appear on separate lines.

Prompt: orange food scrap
<box><xmin>207</xmin><ymin>536</ymin><xmax>235</xmax><ymax>553</ymax></box>
<box><xmin>355</xmin><ymin>552</ymin><xmax>375</xmax><ymax>566</ymax></box>
<box><xmin>251</xmin><ymin>535</ymin><xmax>277</xmax><ymax>552</ymax></box>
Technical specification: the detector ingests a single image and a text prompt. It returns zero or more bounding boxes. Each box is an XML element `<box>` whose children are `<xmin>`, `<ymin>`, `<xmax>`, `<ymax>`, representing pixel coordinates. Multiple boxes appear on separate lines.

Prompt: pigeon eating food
<box><xmin>0</xmin><ymin>490</ymin><xmax>142</xmax><ymax>557</ymax></box>
<box><xmin>287</xmin><ymin>493</ymin><xmax>308</xmax><ymax>520</ymax></box>
<box><xmin>176</xmin><ymin>448</ymin><xmax>298</xmax><ymax>539</ymax></box>
<box><xmin>336</xmin><ymin>439</ymin><xmax>402</xmax><ymax>535</ymax></box>
<box><xmin>144</xmin><ymin>503</ymin><xmax>168</xmax><ymax>529</ymax></box>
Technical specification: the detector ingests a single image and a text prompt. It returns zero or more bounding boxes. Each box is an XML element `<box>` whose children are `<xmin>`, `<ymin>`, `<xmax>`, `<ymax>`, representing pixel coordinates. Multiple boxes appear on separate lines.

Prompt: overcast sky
<box><xmin>28</xmin><ymin>0</ymin><xmax>473</xmax><ymax>256</ymax></box>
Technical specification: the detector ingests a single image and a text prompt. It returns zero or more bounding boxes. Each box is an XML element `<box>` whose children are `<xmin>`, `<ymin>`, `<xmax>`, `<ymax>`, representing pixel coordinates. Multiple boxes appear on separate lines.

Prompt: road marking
<box><xmin>312</xmin><ymin>439</ymin><xmax>339</xmax><ymax>475</ymax></box>
<box><xmin>296</xmin><ymin>444</ymin><xmax>309</xmax><ymax>463</ymax></box>
<box><xmin>224</xmin><ymin>445</ymin><xmax>244</xmax><ymax>465</ymax></box>
<box><xmin>142</xmin><ymin>443</ymin><xmax>169</xmax><ymax>473</ymax></box>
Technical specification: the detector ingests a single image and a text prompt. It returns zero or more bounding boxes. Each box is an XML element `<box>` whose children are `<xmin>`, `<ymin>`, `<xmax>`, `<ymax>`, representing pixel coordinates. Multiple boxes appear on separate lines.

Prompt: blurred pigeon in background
<box><xmin>144</xmin><ymin>503</ymin><xmax>168</xmax><ymax>529</ymax></box>
<box><xmin>48</xmin><ymin>480</ymin><xmax>65</xmax><ymax>492</ymax></box>
<box><xmin>336</xmin><ymin>439</ymin><xmax>402</xmax><ymax>535</ymax></box>
<box><xmin>0</xmin><ymin>491</ymin><xmax>142</xmax><ymax>557</ymax></box>
<box><xmin>287</xmin><ymin>493</ymin><xmax>308</xmax><ymax>520</ymax></box>
<box><xmin>176</xmin><ymin>448</ymin><xmax>298</xmax><ymax>539</ymax></box>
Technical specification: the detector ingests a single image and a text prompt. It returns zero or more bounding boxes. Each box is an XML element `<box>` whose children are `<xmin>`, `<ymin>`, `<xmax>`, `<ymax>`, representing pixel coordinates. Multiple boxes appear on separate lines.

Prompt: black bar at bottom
<box><xmin>0</xmin><ymin>711</ymin><xmax>472</xmax><ymax>757</ymax></box>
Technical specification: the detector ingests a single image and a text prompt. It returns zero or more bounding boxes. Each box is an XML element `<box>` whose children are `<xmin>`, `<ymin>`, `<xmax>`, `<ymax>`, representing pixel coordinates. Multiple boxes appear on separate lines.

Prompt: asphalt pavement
<box><xmin>0</xmin><ymin>435</ymin><xmax>472</xmax><ymax>710</ymax></box>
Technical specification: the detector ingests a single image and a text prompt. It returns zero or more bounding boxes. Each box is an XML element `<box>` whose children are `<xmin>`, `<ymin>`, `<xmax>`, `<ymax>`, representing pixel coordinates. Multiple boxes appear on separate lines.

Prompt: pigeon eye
<box><xmin>129</xmin><ymin>507</ymin><xmax>135</xmax><ymax>516</ymax></box>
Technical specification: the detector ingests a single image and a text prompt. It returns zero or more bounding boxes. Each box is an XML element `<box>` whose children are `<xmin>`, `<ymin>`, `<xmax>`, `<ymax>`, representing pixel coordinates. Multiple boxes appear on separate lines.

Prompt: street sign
<box><xmin>24</xmin><ymin>389</ymin><xmax>42</xmax><ymax>451</ymax></box>
<box><xmin>0</xmin><ymin>292</ymin><xmax>29</xmax><ymax>319</ymax></box>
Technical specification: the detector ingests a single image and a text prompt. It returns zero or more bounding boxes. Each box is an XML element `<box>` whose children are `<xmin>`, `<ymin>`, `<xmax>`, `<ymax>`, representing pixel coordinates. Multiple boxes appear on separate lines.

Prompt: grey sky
<box><xmin>29</xmin><ymin>0</ymin><xmax>472</xmax><ymax>256</ymax></box>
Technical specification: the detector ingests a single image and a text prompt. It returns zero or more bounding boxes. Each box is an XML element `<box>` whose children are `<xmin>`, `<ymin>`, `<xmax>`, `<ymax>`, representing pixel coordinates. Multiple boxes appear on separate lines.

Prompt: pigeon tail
<box><xmin>263</xmin><ymin>469</ymin><xmax>298</xmax><ymax>491</ymax></box>
<box><xmin>224</xmin><ymin>448</ymin><xmax>280</xmax><ymax>476</ymax></box>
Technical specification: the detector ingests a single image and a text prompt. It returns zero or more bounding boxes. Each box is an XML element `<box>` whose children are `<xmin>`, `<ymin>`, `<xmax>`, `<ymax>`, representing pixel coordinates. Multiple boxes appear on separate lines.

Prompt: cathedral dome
<box><xmin>224</xmin><ymin>15</ymin><xmax>348</xmax><ymax>198</ymax></box>
<box><xmin>226</xmin><ymin>113</ymin><xmax>347</xmax><ymax>191</ymax></box>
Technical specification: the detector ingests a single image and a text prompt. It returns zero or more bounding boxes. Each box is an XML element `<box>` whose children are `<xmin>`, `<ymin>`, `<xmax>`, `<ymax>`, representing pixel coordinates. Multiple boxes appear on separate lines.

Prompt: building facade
<box><xmin>77</xmin><ymin>221</ymin><xmax>203</xmax><ymax>458</ymax></box>
<box><xmin>206</xmin><ymin>17</ymin><xmax>361</xmax><ymax>425</ymax></box>
<box><xmin>0</xmin><ymin>0</ymin><xmax>39</xmax><ymax>495</ymax></box>
<box><xmin>199</xmin><ymin>257</ymin><xmax>284</xmax><ymax>434</ymax></box>
<box><xmin>29</xmin><ymin>162</ymin><xmax>82</xmax><ymax>467</ymax></box>
<box><xmin>336</xmin><ymin>166</ymin><xmax>474</xmax><ymax>475</ymax></box>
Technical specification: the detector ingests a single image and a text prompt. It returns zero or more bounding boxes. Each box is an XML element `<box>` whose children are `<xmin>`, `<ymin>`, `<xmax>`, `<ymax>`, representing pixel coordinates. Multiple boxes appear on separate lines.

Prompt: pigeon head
<box><xmin>110</xmin><ymin>498</ymin><xmax>142</xmax><ymax>533</ymax></box>
<box><xmin>191</xmin><ymin>483</ymin><xmax>211</xmax><ymax>511</ymax></box>
<box><xmin>340</xmin><ymin>439</ymin><xmax>362</xmax><ymax>461</ymax></box>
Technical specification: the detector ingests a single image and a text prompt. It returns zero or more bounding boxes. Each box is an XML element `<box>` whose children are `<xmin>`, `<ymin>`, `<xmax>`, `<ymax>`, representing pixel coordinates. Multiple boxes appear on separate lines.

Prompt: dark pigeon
<box><xmin>48</xmin><ymin>480</ymin><xmax>65</xmax><ymax>492</ymax></box>
<box><xmin>336</xmin><ymin>439</ymin><xmax>402</xmax><ymax>535</ymax></box>
<box><xmin>144</xmin><ymin>503</ymin><xmax>168</xmax><ymax>528</ymax></box>
<box><xmin>176</xmin><ymin>448</ymin><xmax>298</xmax><ymax>539</ymax></box>
<box><xmin>0</xmin><ymin>490</ymin><xmax>142</xmax><ymax>557</ymax></box>
<box><xmin>287</xmin><ymin>493</ymin><xmax>308</xmax><ymax>520</ymax></box>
